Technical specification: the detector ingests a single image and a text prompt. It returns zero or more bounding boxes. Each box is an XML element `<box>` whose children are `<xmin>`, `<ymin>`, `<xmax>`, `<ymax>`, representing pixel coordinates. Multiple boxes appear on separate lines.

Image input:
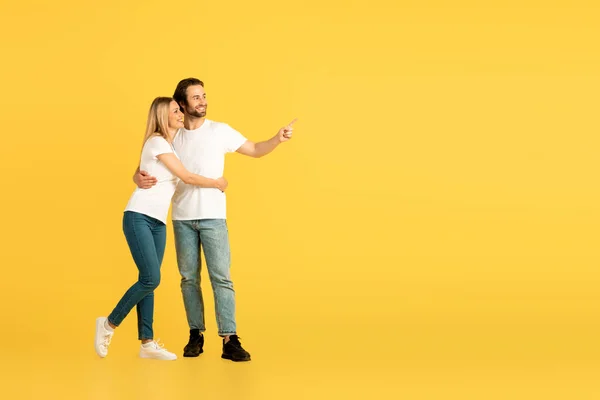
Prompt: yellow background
<box><xmin>1</xmin><ymin>0</ymin><xmax>599</xmax><ymax>398</ymax></box>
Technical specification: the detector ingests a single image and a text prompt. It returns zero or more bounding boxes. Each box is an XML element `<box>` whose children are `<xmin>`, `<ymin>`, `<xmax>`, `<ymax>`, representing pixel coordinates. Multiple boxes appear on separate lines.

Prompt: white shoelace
<box><xmin>147</xmin><ymin>339</ymin><xmax>168</xmax><ymax>351</ymax></box>
<box><xmin>101</xmin><ymin>332</ymin><xmax>113</xmax><ymax>349</ymax></box>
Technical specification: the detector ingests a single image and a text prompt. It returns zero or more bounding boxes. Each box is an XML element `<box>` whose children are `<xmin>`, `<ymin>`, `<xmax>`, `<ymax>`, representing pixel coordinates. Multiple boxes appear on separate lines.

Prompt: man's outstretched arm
<box><xmin>236</xmin><ymin>118</ymin><xmax>297</xmax><ymax>158</ymax></box>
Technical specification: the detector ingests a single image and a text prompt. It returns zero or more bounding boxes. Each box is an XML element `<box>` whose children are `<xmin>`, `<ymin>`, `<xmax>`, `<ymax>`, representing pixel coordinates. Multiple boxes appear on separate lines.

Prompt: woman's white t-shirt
<box><xmin>125</xmin><ymin>136</ymin><xmax>178</xmax><ymax>224</ymax></box>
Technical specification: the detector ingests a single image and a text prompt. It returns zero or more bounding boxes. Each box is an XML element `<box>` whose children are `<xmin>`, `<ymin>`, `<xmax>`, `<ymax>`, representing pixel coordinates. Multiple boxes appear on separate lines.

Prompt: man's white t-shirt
<box><xmin>125</xmin><ymin>136</ymin><xmax>178</xmax><ymax>224</ymax></box>
<box><xmin>172</xmin><ymin>119</ymin><xmax>247</xmax><ymax>220</ymax></box>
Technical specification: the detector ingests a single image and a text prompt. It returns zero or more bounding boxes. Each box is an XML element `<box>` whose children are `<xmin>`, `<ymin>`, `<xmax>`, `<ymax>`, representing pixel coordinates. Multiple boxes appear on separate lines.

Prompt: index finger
<box><xmin>287</xmin><ymin>118</ymin><xmax>298</xmax><ymax>127</ymax></box>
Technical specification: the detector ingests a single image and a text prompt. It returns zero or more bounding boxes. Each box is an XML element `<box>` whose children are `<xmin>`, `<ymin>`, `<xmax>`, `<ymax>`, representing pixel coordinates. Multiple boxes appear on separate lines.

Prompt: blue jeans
<box><xmin>108</xmin><ymin>211</ymin><xmax>166</xmax><ymax>340</ymax></box>
<box><xmin>173</xmin><ymin>219</ymin><xmax>236</xmax><ymax>336</ymax></box>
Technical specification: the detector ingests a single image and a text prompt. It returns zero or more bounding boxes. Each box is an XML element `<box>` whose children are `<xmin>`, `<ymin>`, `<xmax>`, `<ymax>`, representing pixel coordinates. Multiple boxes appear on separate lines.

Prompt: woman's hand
<box><xmin>216</xmin><ymin>177</ymin><xmax>228</xmax><ymax>192</ymax></box>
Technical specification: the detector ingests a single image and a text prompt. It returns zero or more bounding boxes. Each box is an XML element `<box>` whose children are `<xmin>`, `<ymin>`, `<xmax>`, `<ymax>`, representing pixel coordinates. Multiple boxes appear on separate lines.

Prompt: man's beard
<box><xmin>187</xmin><ymin>105</ymin><xmax>207</xmax><ymax>118</ymax></box>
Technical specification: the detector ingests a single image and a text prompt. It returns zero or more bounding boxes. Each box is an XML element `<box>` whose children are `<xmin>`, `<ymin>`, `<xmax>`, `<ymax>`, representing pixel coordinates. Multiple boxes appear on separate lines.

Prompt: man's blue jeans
<box><xmin>173</xmin><ymin>219</ymin><xmax>236</xmax><ymax>336</ymax></box>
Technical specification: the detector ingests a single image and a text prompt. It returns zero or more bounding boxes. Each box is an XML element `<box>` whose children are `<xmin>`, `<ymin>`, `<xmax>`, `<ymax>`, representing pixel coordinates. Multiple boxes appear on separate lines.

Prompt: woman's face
<box><xmin>168</xmin><ymin>100</ymin><xmax>184</xmax><ymax>130</ymax></box>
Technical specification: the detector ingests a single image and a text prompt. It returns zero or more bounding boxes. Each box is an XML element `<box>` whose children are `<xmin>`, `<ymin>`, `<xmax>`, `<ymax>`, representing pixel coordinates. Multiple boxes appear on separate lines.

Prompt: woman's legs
<box><xmin>108</xmin><ymin>212</ymin><xmax>163</xmax><ymax>337</ymax></box>
<box><xmin>135</xmin><ymin>216</ymin><xmax>166</xmax><ymax>341</ymax></box>
<box><xmin>95</xmin><ymin>212</ymin><xmax>176</xmax><ymax>360</ymax></box>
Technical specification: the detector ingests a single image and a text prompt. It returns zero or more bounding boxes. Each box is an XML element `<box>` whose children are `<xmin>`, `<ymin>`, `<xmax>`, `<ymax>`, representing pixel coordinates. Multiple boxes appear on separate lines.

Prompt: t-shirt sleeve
<box><xmin>147</xmin><ymin>136</ymin><xmax>173</xmax><ymax>158</ymax></box>
<box><xmin>222</xmin><ymin>124</ymin><xmax>248</xmax><ymax>153</ymax></box>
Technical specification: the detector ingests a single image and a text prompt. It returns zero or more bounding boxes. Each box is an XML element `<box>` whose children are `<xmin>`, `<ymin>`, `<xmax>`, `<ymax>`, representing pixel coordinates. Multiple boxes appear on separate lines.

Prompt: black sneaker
<box><xmin>183</xmin><ymin>330</ymin><xmax>204</xmax><ymax>357</ymax></box>
<box><xmin>222</xmin><ymin>335</ymin><xmax>251</xmax><ymax>362</ymax></box>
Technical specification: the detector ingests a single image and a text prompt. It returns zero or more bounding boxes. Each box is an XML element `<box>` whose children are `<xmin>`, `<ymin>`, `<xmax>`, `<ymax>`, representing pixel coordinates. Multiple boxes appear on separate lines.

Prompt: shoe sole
<box><xmin>140</xmin><ymin>353</ymin><xmax>177</xmax><ymax>361</ymax></box>
<box><xmin>95</xmin><ymin>317</ymin><xmax>108</xmax><ymax>358</ymax></box>
<box><xmin>183</xmin><ymin>350</ymin><xmax>204</xmax><ymax>357</ymax></box>
<box><xmin>221</xmin><ymin>354</ymin><xmax>251</xmax><ymax>362</ymax></box>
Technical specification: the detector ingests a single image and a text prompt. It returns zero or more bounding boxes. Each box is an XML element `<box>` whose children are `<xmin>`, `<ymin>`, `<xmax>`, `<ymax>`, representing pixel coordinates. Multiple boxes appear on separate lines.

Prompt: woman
<box><xmin>94</xmin><ymin>97</ymin><xmax>227</xmax><ymax>360</ymax></box>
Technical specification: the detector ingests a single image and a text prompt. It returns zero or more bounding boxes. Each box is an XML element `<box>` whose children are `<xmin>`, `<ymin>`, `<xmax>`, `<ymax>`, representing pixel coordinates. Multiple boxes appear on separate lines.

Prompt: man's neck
<box><xmin>184</xmin><ymin>115</ymin><xmax>206</xmax><ymax>130</ymax></box>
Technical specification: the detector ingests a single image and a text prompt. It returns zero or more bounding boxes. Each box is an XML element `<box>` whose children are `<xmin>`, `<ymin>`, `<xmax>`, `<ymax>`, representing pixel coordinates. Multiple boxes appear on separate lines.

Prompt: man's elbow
<box><xmin>240</xmin><ymin>150</ymin><xmax>261</xmax><ymax>158</ymax></box>
<box><xmin>251</xmin><ymin>148</ymin><xmax>264</xmax><ymax>158</ymax></box>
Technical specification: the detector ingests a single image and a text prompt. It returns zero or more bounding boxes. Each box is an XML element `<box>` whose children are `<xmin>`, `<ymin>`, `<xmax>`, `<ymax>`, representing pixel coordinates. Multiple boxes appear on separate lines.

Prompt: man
<box><xmin>134</xmin><ymin>78</ymin><xmax>295</xmax><ymax>362</ymax></box>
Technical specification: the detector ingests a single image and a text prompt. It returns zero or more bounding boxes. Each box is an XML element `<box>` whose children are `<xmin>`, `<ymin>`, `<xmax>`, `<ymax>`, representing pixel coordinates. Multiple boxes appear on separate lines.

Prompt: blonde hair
<box><xmin>142</xmin><ymin>97</ymin><xmax>174</xmax><ymax>148</ymax></box>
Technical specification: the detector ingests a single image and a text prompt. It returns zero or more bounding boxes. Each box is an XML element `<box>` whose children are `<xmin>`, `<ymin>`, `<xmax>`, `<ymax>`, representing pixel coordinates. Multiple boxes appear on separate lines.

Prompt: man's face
<box><xmin>183</xmin><ymin>85</ymin><xmax>207</xmax><ymax>118</ymax></box>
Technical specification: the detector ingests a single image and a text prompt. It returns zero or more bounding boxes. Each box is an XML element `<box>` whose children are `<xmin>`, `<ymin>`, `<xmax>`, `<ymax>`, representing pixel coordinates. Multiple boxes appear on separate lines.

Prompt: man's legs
<box><xmin>173</xmin><ymin>220</ymin><xmax>205</xmax><ymax>331</ymax></box>
<box><xmin>198</xmin><ymin>219</ymin><xmax>236</xmax><ymax>336</ymax></box>
<box><xmin>173</xmin><ymin>219</ymin><xmax>206</xmax><ymax>357</ymax></box>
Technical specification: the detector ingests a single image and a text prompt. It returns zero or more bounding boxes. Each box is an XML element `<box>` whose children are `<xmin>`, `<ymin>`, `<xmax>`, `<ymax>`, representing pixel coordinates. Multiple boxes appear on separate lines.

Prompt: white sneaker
<box><xmin>139</xmin><ymin>340</ymin><xmax>177</xmax><ymax>360</ymax></box>
<box><xmin>95</xmin><ymin>317</ymin><xmax>114</xmax><ymax>358</ymax></box>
